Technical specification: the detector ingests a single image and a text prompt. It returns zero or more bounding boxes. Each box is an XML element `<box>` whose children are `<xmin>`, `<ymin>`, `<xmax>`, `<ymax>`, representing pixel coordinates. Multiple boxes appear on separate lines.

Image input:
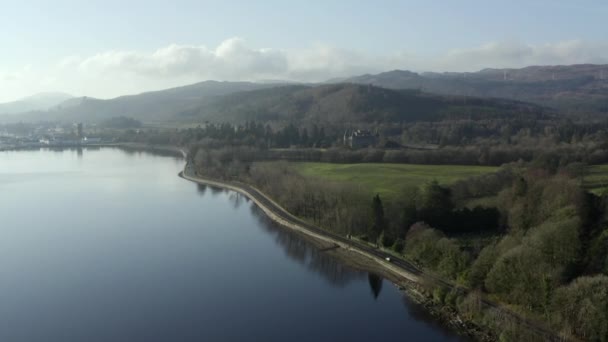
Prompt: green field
<box><xmin>584</xmin><ymin>164</ymin><xmax>608</xmax><ymax>194</ymax></box>
<box><xmin>286</xmin><ymin>162</ymin><xmax>499</xmax><ymax>199</ymax></box>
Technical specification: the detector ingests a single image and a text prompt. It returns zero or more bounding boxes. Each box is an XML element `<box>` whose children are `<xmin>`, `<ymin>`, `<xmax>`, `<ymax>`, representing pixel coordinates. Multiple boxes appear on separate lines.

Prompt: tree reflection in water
<box><xmin>208</xmin><ymin>185</ymin><xmax>224</xmax><ymax>197</ymax></box>
<box><xmin>368</xmin><ymin>273</ymin><xmax>383</xmax><ymax>299</ymax></box>
<box><xmin>210</xmin><ymin>186</ymin><xmax>389</xmax><ymax>300</ymax></box>
<box><xmin>196</xmin><ymin>184</ymin><xmax>248</xmax><ymax>209</ymax></box>
<box><xmin>194</xmin><ymin>186</ymin><xmax>471</xmax><ymax>339</ymax></box>
<box><xmin>248</xmin><ymin>203</ymin><xmax>366</xmax><ymax>288</ymax></box>
<box><xmin>196</xmin><ymin>183</ymin><xmax>207</xmax><ymax>196</ymax></box>
<box><xmin>227</xmin><ymin>192</ymin><xmax>247</xmax><ymax>210</ymax></box>
<box><xmin>118</xmin><ymin>147</ymin><xmax>183</xmax><ymax>160</ymax></box>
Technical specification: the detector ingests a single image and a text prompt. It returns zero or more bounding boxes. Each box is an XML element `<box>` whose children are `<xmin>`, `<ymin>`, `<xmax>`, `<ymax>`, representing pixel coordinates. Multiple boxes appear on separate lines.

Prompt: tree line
<box><xmin>189</xmin><ymin>145</ymin><xmax>608</xmax><ymax>341</ymax></box>
<box><xmin>113</xmin><ymin>116</ymin><xmax>608</xmax><ymax>169</ymax></box>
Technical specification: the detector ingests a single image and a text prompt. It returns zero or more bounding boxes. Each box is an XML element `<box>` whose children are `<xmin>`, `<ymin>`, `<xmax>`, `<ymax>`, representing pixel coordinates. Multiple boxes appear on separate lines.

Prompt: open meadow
<box><xmin>278</xmin><ymin>162</ymin><xmax>499</xmax><ymax>199</ymax></box>
<box><xmin>584</xmin><ymin>164</ymin><xmax>608</xmax><ymax>195</ymax></box>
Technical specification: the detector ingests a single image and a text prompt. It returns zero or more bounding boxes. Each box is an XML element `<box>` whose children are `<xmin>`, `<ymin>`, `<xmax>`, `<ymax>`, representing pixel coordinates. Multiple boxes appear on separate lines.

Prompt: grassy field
<box><xmin>584</xmin><ymin>164</ymin><xmax>608</xmax><ymax>194</ymax></box>
<box><xmin>284</xmin><ymin>162</ymin><xmax>499</xmax><ymax>199</ymax></box>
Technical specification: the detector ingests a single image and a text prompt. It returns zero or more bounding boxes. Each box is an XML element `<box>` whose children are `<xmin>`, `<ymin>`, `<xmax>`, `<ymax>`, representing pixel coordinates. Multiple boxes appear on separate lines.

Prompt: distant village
<box><xmin>0</xmin><ymin>122</ymin><xmax>110</xmax><ymax>150</ymax></box>
<box><xmin>343</xmin><ymin>129</ymin><xmax>378</xmax><ymax>148</ymax></box>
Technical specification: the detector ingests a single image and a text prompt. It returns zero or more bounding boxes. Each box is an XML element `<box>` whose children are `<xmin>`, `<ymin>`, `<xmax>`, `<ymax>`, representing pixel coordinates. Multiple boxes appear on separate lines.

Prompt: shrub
<box><xmin>551</xmin><ymin>275</ymin><xmax>608</xmax><ymax>341</ymax></box>
<box><xmin>392</xmin><ymin>238</ymin><xmax>405</xmax><ymax>253</ymax></box>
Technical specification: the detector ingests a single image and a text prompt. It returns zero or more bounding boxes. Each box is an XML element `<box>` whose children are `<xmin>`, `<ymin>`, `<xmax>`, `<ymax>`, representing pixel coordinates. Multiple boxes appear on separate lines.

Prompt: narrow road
<box><xmin>180</xmin><ymin>163</ymin><xmax>565</xmax><ymax>342</ymax></box>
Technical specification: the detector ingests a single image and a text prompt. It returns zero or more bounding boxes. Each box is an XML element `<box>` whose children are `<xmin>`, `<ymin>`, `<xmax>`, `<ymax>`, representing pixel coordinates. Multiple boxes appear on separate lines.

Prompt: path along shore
<box><xmin>179</xmin><ymin>161</ymin><xmax>565</xmax><ymax>342</ymax></box>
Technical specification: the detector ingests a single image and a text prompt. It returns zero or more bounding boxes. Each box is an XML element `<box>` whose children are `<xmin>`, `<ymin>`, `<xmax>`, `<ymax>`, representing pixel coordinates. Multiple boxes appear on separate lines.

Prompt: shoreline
<box><xmin>179</xmin><ymin>167</ymin><xmax>495</xmax><ymax>341</ymax></box>
<box><xmin>179</xmin><ymin>168</ymin><xmax>422</xmax><ymax>282</ymax></box>
<box><xmin>179</xmin><ymin>164</ymin><xmax>570</xmax><ymax>342</ymax></box>
<box><xmin>0</xmin><ymin>142</ymin><xmax>187</xmax><ymax>158</ymax></box>
<box><xmin>2</xmin><ymin>145</ymin><xmax>561</xmax><ymax>340</ymax></box>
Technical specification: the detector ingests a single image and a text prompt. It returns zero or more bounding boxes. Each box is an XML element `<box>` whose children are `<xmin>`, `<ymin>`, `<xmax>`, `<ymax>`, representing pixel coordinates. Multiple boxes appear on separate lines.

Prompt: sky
<box><xmin>1</xmin><ymin>0</ymin><xmax>608</xmax><ymax>102</ymax></box>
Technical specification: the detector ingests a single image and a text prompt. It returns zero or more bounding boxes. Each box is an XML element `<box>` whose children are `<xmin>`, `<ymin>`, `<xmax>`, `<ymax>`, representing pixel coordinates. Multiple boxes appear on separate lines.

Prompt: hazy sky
<box><xmin>2</xmin><ymin>0</ymin><xmax>608</xmax><ymax>102</ymax></box>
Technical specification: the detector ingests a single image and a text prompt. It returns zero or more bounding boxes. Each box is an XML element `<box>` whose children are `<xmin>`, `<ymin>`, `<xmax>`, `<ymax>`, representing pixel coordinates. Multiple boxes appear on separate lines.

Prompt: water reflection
<box><xmin>195</xmin><ymin>184</ymin><xmax>247</xmax><ymax>208</ymax></box>
<box><xmin>212</xmin><ymin>186</ymin><xmax>385</xmax><ymax>295</ymax></box>
<box><xmin>246</xmin><ymin>200</ymin><xmax>366</xmax><ymax>288</ymax></box>
<box><xmin>197</xmin><ymin>183</ymin><xmax>207</xmax><ymax>196</ymax></box>
<box><xmin>368</xmin><ymin>273</ymin><xmax>383</xmax><ymax>300</ymax></box>
<box><xmin>85</xmin><ymin>146</ymin><xmax>102</xmax><ymax>151</ymax></box>
<box><xmin>0</xmin><ymin>148</ymin><xmax>467</xmax><ymax>342</ymax></box>
<box><xmin>187</xmin><ymin>179</ymin><xmax>466</xmax><ymax>341</ymax></box>
<box><xmin>118</xmin><ymin>146</ymin><xmax>183</xmax><ymax>161</ymax></box>
<box><xmin>209</xmin><ymin>185</ymin><xmax>224</xmax><ymax>196</ymax></box>
<box><xmin>228</xmin><ymin>192</ymin><xmax>246</xmax><ymax>209</ymax></box>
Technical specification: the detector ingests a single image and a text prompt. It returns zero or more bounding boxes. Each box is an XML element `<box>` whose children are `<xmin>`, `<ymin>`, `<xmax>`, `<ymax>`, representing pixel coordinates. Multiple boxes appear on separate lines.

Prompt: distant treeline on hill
<box><xmin>100</xmin><ymin>116</ymin><xmax>142</xmax><ymax>129</ymax></box>
<box><xmin>117</xmin><ymin>117</ymin><xmax>608</xmax><ymax>168</ymax></box>
<box><xmin>178</xmin><ymin>84</ymin><xmax>550</xmax><ymax>124</ymax></box>
<box><xmin>6</xmin><ymin>64</ymin><xmax>608</xmax><ymax>125</ymax></box>
<box><xmin>2</xmin><ymin>82</ymin><xmax>554</xmax><ymax>124</ymax></box>
<box><xmin>225</xmin><ymin>145</ymin><xmax>608</xmax><ymax>168</ymax></box>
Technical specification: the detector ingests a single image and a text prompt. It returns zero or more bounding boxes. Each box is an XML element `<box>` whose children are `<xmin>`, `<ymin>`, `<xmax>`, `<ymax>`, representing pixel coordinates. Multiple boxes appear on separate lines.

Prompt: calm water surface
<box><xmin>0</xmin><ymin>148</ymin><xmax>466</xmax><ymax>342</ymax></box>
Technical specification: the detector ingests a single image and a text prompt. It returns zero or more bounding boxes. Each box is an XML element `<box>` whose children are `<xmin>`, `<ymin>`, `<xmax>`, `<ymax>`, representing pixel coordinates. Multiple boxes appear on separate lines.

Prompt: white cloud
<box><xmin>2</xmin><ymin>73</ymin><xmax>18</xmax><ymax>81</ymax></box>
<box><xmin>3</xmin><ymin>38</ymin><xmax>608</xmax><ymax>102</ymax></box>
<box><xmin>57</xmin><ymin>38</ymin><xmax>394</xmax><ymax>84</ymax></box>
<box><xmin>1</xmin><ymin>65</ymin><xmax>33</xmax><ymax>82</ymax></box>
<box><xmin>432</xmin><ymin>40</ymin><xmax>608</xmax><ymax>71</ymax></box>
<box><xmin>287</xmin><ymin>44</ymin><xmax>381</xmax><ymax>80</ymax></box>
<box><xmin>66</xmin><ymin>38</ymin><xmax>290</xmax><ymax>81</ymax></box>
<box><xmin>61</xmin><ymin>38</ymin><xmax>608</xmax><ymax>83</ymax></box>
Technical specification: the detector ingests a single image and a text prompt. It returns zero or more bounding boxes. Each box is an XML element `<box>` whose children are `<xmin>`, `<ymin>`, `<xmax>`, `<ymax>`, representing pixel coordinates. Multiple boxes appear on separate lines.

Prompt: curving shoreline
<box><xmin>177</xmin><ymin>165</ymin><xmax>492</xmax><ymax>339</ymax></box>
<box><xmin>179</xmin><ymin>166</ymin><xmax>423</xmax><ymax>283</ymax></box>
<box><xmin>5</xmin><ymin>144</ymin><xmax>562</xmax><ymax>340</ymax></box>
<box><xmin>0</xmin><ymin>142</ymin><xmax>188</xmax><ymax>158</ymax></box>
<box><xmin>179</xmin><ymin>162</ymin><xmax>567</xmax><ymax>342</ymax></box>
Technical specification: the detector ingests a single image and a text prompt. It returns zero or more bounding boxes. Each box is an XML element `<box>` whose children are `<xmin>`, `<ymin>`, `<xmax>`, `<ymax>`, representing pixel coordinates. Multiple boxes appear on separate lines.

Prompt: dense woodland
<box><xmin>344</xmin><ymin>66</ymin><xmax>608</xmax><ymax>116</ymax></box>
<box><xmin>174</xmin><ymin>111</ymin><xmax>608</xmax><ymax>341</ymax></box>
<box><xmin>189</xmin><ymin>144</ymin><xmax>608</xmax><ymax>341</ymax></box>
<box><xmin>118</xmin><ymin>114</ymin><xmax>608</xmax><ymax>169</ymax></box>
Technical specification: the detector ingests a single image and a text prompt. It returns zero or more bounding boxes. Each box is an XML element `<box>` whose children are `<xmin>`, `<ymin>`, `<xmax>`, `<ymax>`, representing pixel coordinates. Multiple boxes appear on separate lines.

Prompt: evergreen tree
<box><xmin>370</xmin><ymin>194</ymin><xmax>386</xmax><ymax>240</ymax></box>
<box><xmin>312</xmin><ymin>124</ymin><xmax>320</xmax><ymax>142</ymax></box>
<box><xmin>401</xmin><ymin>201</ymin><xmax>417</xmax><ymax>237</ymax></box>
<box><xmin>301</xmin><ymin>128</ymin><xmax>309</xmax><ymax>147</ymax></box>
<box><xmin>416</xmin><ymin>181</ymin><xmax>453</xmax><ymax>228</ymax></box>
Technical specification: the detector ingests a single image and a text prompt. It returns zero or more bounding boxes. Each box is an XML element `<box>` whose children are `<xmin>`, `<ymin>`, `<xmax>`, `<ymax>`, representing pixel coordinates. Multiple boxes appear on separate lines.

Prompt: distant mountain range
<box><xmin>1</xmin><ymin>64</ymin><xmax>606</xmax><ymax>124</ymax></box>
<box><xmin>0</xmin><ymin>92</ymin><xmax>73</xmax><ymax>115</ymax></box>
<box><xmin>339</xmin><ymin>64</ymin><xmax>608</xmax><ymax>114</ymax></box>
<box><xmin>177</xmin><ymin>83</ymin><xmax>549</xmax><ymax>123</ymax></box>
<box><xmin>0</xmin><ymin>81</ymin><xmax>275</xmax><ymax>123</ymax></box>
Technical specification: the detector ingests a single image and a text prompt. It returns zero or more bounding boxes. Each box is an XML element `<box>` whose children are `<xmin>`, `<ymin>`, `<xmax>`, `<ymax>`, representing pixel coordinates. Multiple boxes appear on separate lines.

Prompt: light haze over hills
<box><xmin>3</xmin><ymin>1</ymin><xmax>608</xmax><ymax>102</ymax></box>
<box><xmin>0</xmin><ymin>63</ymin><xmax>605</xmax><ymax>123</ymax></box>
<box><xmin>0</xmin><ymin>92</ymin><xmax>73</xmax><ymax>115</ymax></box>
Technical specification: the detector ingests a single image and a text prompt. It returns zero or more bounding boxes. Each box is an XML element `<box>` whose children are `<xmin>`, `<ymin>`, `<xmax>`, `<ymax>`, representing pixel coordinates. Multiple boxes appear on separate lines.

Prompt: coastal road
<box><xmin>180</xmin><ymin>163</ymin><xmax>564</xmax><ymax>342</ymax></box>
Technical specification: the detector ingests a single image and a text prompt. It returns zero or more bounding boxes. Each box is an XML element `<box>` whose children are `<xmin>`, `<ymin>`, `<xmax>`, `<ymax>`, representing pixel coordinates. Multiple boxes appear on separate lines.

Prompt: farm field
<box><xmin>584</xmin><ymin>164</ymin><xmax>608</xmax><ymax>194</ymax></box>
<box><xmin>281</xmin><ymin>162</ymin><xmax>499</xmax><ymax>199</ymax></box>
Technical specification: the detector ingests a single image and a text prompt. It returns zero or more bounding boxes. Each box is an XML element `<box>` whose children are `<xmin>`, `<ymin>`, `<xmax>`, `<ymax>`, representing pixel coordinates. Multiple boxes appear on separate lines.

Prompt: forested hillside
<box><xmin>0</xmin><ymin>81</ymin><xmax>275</xmax><ymax>123</ymax></box>
<box><xmin>0</xmin><ymin>92</ymin><xmax>73</xmax><ymax>115</ymax></box>
<box><xmin>179</xmin><ymin>84</ymin><xmax>549</xmax><ymax>123</ymax></box>
<box><xmin>342</xmin><ymin>64</ymin><xmax>608</xmax><ymax>115</ymax></box>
